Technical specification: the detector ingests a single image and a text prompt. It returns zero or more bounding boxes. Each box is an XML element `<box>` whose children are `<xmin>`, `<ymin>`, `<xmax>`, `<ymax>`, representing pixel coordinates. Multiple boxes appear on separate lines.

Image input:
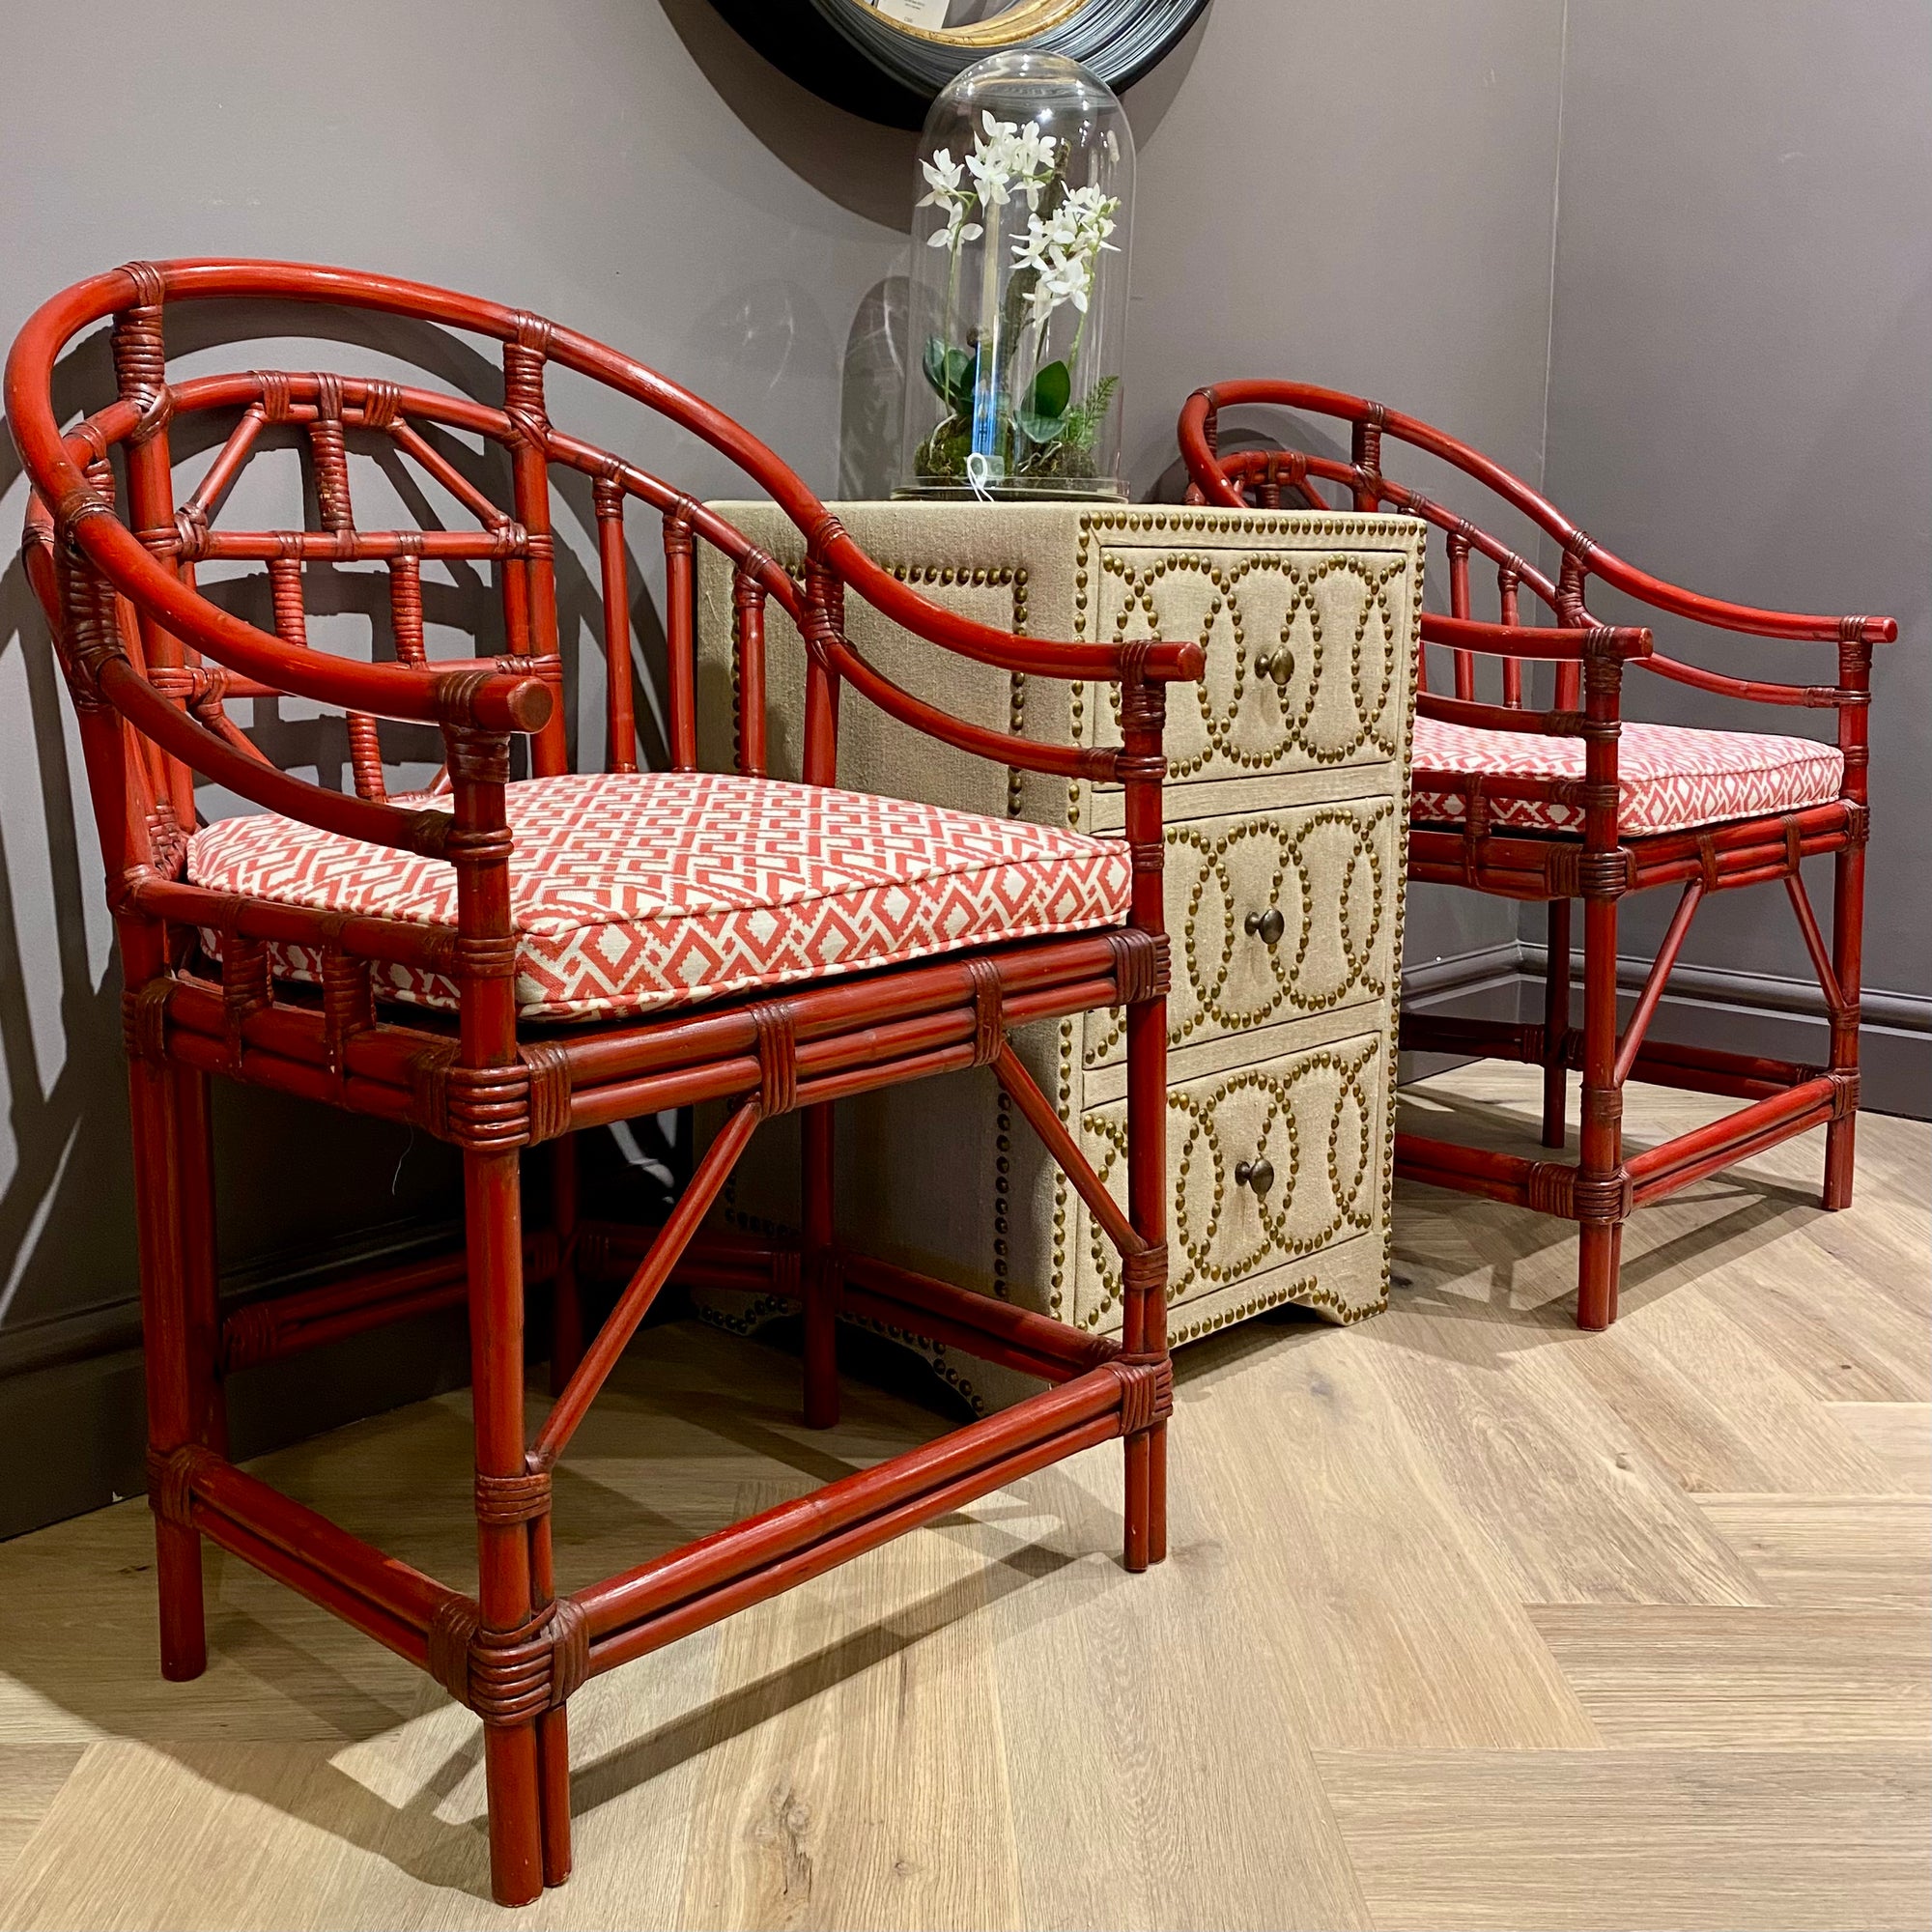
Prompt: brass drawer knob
<box><xmin>1245</xmin><ymin>906</ymin><xmax>1287</xmax><ymax>947</ymax></box>
<box><xmin>1235</xmin><ymin>1156</ymin><xmax>1276</xmax><ymax>1198</ymax></box>
<box><xmin>1254</xmin><ymin>645</ymin><xmax>1295</xmax><ymax>686</ymax></box>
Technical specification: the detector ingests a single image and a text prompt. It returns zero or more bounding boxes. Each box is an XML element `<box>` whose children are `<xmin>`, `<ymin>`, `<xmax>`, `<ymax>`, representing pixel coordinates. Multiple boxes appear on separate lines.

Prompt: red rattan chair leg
<box><xmin>1823</xmin><ymin>841</ymin><xmax>1863</xmax><ymax>1211</ymax></box>
<box><xmin>1118</xmin><ymin>669</ymin><xmax>1173</xmax><ymax>1570</ymax></box>
<box><xmin>1575</xmin><ymin>894</ymin><xmax>1627</xmax><ymax>1331</ymax></box>
<box><xmin>1122</xmin><ymin>969</ymin><xmax>1171</xmax><ymax>1571</ymax></box>
<box><xmin>1542</xmin><ymin>899</ymin><xmax>1572</xmax><ymax>1150</ymax></box>
<box><xmin>1823</xmin><ymin>1105</ymin><xmax>1858</xmax><ymax>1215</ymax></box>
<box><xmin>537</xmin><ymin>1704</ymin><xmax>573</xmax><ymax>1887</ymax></box>
<box><xmin>801</xmin><ymin>1102</ymin><xmax>839</xmax><ymax>1430</ymax></box>
<box><xmin>548</xmin><ymin>1134</ymin><xmax>583</xmax><ymax>1396</ymax></box>
<box><xmin>129</xmin><ymin>1055</ymin><xmax>222</xmax><ymax>1681</ymax></box>
<box><xmin>1577</xmin><ymin>1221</ymin><xmax>1622</xmax><ymax>1333</ymax></box>
<box><xmin>531</xmin><ymin>1514</ymin><xmax>573</xmax><ymax>1889</ymax></box>
<box><xmin>167</xmin><ymin>1061</ymin><xmax>227</xmax><ymax>1460</ymax></box>
<box><xmin>467</xmin><ymin>1148</ymin><xmax>546</xmax><ymax>1908</ymax></box>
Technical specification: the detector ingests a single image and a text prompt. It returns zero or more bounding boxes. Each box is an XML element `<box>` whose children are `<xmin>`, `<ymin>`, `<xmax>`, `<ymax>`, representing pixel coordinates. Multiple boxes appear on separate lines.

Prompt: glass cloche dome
<box><xmin>897</xmin><ymin>50</ymin><xmax>1135</xmax><ymax>501</ymax></box>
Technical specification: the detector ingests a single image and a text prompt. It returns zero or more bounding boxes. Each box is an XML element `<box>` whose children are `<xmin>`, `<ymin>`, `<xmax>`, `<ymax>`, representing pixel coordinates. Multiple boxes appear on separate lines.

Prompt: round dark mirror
<box><xmin>706</xmin><ymin>0</ymin><xmax>1208</xmax><ymax>128</ymax></box>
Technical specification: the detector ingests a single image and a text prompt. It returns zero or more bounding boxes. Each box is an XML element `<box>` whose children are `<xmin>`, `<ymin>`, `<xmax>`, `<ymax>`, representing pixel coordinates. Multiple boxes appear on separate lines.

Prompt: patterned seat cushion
<box><xmin>187</xmin><ymin>771</ymin><xmax>1132</xmax><ymax>1022</ymax></box>
<box><xmin>1410</xmin><ymin>717</ymin><xmax>1843</xmax><ymax>837</ymax></box>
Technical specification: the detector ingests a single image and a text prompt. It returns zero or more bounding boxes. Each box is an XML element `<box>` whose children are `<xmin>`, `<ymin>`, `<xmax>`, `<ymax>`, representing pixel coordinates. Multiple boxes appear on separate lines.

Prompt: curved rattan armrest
<box><xmin>99</xmin><ymin>656</ymin><xmax>452</xmax><ymax>859</ymax></box>
<box><xmin>1427</xmin><ymin>614</ymin><xmax>1651</xmax><ymax>662</ymax></box>
<box><xmin>815</xmin><ymin>526</ymin><xmax>1206</xmax><ymax>686</ymax></box>
<box><xmin>1178</xmin><ymin>384</ymin><xmax>1896</xmax><ymax>651</ymax></box>
<box><xmin>551</xmin><ymin>321</ymin><xmax>1203</xmax><ymax>689</ymax></box>
<box><xmin>1566</xmin><ymin>547</ymin><xmax>1897</xmax><ymax>648</ymax></box>
<box><xmin>14</xmin><ymin>262</ymin><xmax>1201</xmax><ymax>704</ymax></box>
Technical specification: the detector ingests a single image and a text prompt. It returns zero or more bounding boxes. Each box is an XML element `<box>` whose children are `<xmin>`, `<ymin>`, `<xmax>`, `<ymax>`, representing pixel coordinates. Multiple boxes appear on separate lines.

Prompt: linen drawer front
<box><xmin>1087</xmin><ymin>540</ymin><xmax>1413</xmax><ymax>788</ymax></box>
<box><xmin>1069</xmin><ymin>1028</ymin><xmax>1388</xmax><ymax>1333</ymax></box>
<box><xmin>1083</xmin><ymin>796</ymin><xmax>1399</xmax><ymax>1070</ymax></box>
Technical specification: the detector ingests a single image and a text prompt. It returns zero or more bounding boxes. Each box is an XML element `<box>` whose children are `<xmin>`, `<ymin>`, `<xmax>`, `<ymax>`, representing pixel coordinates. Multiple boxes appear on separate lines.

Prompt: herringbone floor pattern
<box><xmin>0</xmin><ymin>1064</ymin><xmax>1924</xmax><ymax>1929</ymax></box>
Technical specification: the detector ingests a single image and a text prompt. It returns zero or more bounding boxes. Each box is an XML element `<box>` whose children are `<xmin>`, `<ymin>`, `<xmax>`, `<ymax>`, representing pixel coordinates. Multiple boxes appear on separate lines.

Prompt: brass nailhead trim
<box><xmin>730</xmin><ymin>513</ymin><xmax>1420</xmax><ymax>1344</ymax></box>
<box><xmin>1086</xmin><ymin>800</ymin><xmax>1397</xmax><ymax>1068</ymax></box>
<box><xmin>1080</xmin><ymin>1035</ymin><xmax>1384</xmax><ymax>1319</ymax></box>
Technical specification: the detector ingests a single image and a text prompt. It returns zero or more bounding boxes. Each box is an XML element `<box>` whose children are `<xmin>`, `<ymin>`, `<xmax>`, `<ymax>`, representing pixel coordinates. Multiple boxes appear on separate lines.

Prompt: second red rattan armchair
<box><xmin>1179</xmin><ymin>382</ymin><xmax>1893</xmax><ymax>1332</ymax></box>
<box><xmin>8</xmin><ymin>259</ymin><xmax>1202</xmax><ymax>1906</ymax></box>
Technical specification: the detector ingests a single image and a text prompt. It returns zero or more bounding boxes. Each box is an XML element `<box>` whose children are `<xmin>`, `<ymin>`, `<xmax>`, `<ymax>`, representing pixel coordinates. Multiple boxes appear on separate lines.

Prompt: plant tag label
<box><xmin>874</xmin><ymin>0</ymin><xmax>951</xmax><ymax>27</ymax></box>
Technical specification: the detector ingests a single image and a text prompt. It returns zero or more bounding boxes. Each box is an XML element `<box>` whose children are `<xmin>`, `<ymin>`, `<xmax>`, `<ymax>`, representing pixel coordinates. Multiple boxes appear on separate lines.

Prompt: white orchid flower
<box><xmin>1009</xmin><ymin>124</ymin><xmax>1052</xmax><ymax>177</ymax></box>
<box><xmin>964</xmin><ymin>111</ymin><xmax>1061</xmax><ymax>212</ymax></box>
<box><xmin>1048</xmin><ymin>254</ymin><xmax>1091</xmax><ymax>312</ymax></box>
<box><xmin>918</xmin><ymin>149</ymin><xmax>964</xmax><ymax>206</ymax></box>
<box><xmin>1006</xmin><ymin>124</ymin><xmax>1058</xmax><ymax>209</ymax></box>
<box><xmin>965</xmin><ymin>140</ymin><xmax>1013</xmax><ymax>208</ymax></box>
<box><xmin>1010</xmin><ymin>178</ymin><xmax>1122</xmax><ymax>344</ymax></box>
<box><xmin>920</xmin><ymin>143</ymin><xmax>992</xmax><ymax>254</ymax></box>
<box><xmin>927</xmin><ymin>197</ymin><xmax>983</xmax><ymax>248</ymax></box>
<box><xmin>1010</xmin><ymin>213</ymin><xmax>1054</xmax><ymax>272</ymax></box>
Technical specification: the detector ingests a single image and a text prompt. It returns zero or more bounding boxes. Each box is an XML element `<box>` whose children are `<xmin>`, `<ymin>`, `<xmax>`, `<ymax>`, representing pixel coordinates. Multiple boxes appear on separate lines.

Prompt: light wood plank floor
<box><xmin>0</xmin><ymin>1065</ymin><xmax>1925</xmax><ymax>1929</ymax></box>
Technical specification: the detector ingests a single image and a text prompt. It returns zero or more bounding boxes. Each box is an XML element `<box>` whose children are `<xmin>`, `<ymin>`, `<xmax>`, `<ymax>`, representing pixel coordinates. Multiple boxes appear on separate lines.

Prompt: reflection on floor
<box><xmin>0</xmin><ymin>1063</ymin><xmax>1925</xmax><ymax>1930</ymax></box>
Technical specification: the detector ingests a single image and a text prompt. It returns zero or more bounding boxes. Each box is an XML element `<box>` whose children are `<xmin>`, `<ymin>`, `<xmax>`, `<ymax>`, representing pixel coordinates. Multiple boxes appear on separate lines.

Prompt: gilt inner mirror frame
<box><xmin>705</xmin><ymin>0</ymin><xmax>1208</xmax><ymax>128</ymax></box>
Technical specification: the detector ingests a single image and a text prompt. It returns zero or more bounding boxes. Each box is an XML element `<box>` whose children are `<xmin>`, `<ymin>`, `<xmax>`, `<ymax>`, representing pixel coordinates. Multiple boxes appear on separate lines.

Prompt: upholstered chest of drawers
<box><xmin>693</xmin><ymin>503</ymin><xmax>1419</xmax><ymax>1405</ymax></box>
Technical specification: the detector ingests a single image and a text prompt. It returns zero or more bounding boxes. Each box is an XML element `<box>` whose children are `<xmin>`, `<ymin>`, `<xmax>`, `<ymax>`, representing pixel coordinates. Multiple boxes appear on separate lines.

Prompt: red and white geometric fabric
<box><xmin>187</xmin><ymin>771</ymin><xmax>1132</xmax><ymax>1021</ymax></box>
<box><xmin>1410</xmin><ymin>717</ymin><xmax>1844</xmax><ymax>837</ymax></box>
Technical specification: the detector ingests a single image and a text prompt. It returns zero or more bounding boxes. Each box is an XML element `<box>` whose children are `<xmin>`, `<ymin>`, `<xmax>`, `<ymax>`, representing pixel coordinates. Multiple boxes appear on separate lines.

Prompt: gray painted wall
<box><xmin>1538</xmin><ymin>0</ymin><xmax>1931</xmax><ymax>1048</ymax></box>
<box><xmin>0</xmin><ymin>0</ymin><xmax>1916</xmax><ymax>1531</ymax></box>
<box><xmin>1122</xmin><ymin>2</ymin><xmax>1564</xmax><ymax>982</ymax></box>
<box><xmin>0</xmin><ymin>0</ymin><xmax>916</xmax><ymax>1528</ymax></box>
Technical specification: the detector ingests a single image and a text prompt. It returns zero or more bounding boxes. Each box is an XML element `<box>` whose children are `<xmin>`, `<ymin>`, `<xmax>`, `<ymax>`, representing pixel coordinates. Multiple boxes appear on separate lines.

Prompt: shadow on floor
<box><xmin>1388</xmin><ymin>1076</ymin><xmax>1832</xmax><ymax>1359</ymax></box>
<box><xmin>0</xmin><ymin>1074</ymin><xmax>1854</xmax><ymax>1902</ymax></box>
<box><xmin>0</xmin><ymin>1318</ymin><xmax>1107</xmax><ymax>1902</ymax></box>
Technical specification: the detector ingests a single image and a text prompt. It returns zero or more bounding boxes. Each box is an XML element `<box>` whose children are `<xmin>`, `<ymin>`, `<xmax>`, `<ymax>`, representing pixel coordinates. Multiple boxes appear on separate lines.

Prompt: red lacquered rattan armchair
<box><xmin>9</xmin><ymin>260</ymin><xmax>1198</xmax><ymax>1906</ymax></box>
<box><xmin>1179</xmin><ymin>383</ymin><xmax>1893</xmax><ymax>1331</ymax></box>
